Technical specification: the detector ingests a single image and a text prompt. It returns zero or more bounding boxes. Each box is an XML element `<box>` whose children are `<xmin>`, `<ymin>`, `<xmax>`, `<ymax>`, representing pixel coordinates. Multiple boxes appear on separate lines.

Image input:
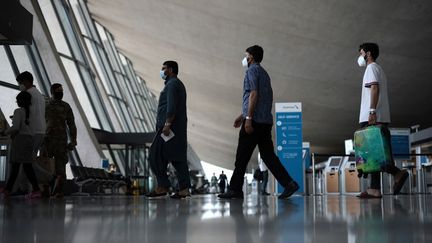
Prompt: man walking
<box><xmin>16</xmin><ymin>71</ymin><xmax>46</xmax><ymax>156</ymax></box>
<box><xmin>218</xmin><ymin>45</ymin><xmax>299</xmax><ymax>199</ymax></box>
<box><xmin>218</xmin><ymin>171</ymin><xmax>227</xmax><ymax>193</ymax></box>
<box><xmin>44</xmin><ymin>83</ymin><xmax>77</xmax><ymax>197</ymax></box>
<box><xmin>12</xmin><ymin>71</ymin><xmax>46</xmax><ymax>195</ymax></box>
<box><xmin>356</xmin><ymin>43</ymin><xmax>408</xmax><ymax>199</ymax></box>
<box><xmin>146</xmin><ymin>61</ymin><xmax>191</xmax><ymax>199</ymax></box>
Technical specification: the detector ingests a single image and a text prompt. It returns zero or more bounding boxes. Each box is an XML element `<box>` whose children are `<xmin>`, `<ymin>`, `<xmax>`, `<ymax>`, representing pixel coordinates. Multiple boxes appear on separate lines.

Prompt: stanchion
<box><xmin>312</xmin><ymin>153</ymin><xmax>316</xmax><ymax>195</ymax></box>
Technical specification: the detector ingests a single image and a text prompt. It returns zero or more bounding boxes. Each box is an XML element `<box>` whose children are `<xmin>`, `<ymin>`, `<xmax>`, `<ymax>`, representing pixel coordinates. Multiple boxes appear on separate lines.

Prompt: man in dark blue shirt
<box><xmin>146</xmin><ymin>60</ymin><xmax>191</xmax><ymax>199</ymax></box>
<box><xmin>218</xmin><ymin>45</ymin><xmax>299</xmax><ymax>199</ymax></box>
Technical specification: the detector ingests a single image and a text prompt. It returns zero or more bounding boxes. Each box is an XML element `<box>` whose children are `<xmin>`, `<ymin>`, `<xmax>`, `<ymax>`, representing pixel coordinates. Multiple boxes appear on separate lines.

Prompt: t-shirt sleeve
<box><xmin>364</xmin><ymin>65</ymin><xmax>380</xmax><ymax>87</ymax></box>
<box><xmin>246</xmin><ymin>67</ymin><xmax>259</xmax><ymax>91</ymax></box>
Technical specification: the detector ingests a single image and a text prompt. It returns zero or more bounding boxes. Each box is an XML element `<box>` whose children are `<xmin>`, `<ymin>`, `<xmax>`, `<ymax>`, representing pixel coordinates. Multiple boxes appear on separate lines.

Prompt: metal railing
<box><xmin>310</xmin><ymin>153</ymin><xmax>432</xmax><ymax>195</ymax></box>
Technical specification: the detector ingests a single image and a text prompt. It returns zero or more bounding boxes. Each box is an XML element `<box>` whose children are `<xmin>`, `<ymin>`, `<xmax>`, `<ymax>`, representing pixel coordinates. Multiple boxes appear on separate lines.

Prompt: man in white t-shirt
<box><xmin>13</xmin><ymin>71</ymin><xmax>47</xmax><ymax>195</ymax></box>
<box><xmin>16</xmin><ymin>71</ymin><xmax>46</xmax><ymax>155</ymax></box>
<box><xmin>356</xmin><ymin>43</ymin><xmax>408</xmax><ymax>199</ymax></box>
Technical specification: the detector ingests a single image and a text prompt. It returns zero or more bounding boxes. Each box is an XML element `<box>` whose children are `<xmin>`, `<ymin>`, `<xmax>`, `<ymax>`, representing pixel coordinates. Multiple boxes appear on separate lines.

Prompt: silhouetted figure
<box><xmin>218</xmin><ymin>171</ymin><xmax>227</xmax><ymax>193</ymax></box>
<box><xmin>147</xmin><ymin>61</ymin><xmax>191</xmax><ymax>199</ymax></box>
<box><xmin>0</xmin><ymin>91</ymin><xmax>41</xmax><ymax>199</ymax></box>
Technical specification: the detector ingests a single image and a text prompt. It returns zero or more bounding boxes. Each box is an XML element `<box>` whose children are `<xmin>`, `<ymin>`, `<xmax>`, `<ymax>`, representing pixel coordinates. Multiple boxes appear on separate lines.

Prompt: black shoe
<box><xmin>278</xmin><ymin>181</ymin><xmax>299</xmax><ymax>199</ymax></box>
<box><xmin>170</xmin><ymin>192</ymin><xmax>191</xmax><ymax>199</ymax></box>
<box><xmin>145</xmin><ymin>186</ymin><xmax>169</xmax><ymax>198</ymax></box>
<box><xmin>170</xmin><ymin>188</ymin><xmax>191</xmax><ymax>199</ymax></box>
<box><xmin>218</xmin><ymin>190</ymin><xmax>244</xmax><ymax>199</ymax></box>
<box><xmin>261</xmin><ymin>191</ymin><xmax>270</xmax><ymax>196</ymax></box>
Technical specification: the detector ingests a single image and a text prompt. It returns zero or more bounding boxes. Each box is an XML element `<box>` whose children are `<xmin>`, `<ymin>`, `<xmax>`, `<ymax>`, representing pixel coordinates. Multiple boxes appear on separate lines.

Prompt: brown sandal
<box><xmin>357</xmin><ymin>191</ymin><xmax>382</xmax><ymax>199</ymax></box>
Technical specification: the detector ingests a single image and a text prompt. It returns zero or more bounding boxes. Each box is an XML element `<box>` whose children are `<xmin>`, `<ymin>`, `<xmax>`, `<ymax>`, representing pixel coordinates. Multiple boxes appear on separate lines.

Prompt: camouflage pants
<box><xmin>43</xmin><ymin>138</ymin><xmax>68</xmax><ymax>194</ymax></box>
<box><xmin>44</xmin><ymin>138</ymin><xmax>68</xmax><ymax>179</ymax></box>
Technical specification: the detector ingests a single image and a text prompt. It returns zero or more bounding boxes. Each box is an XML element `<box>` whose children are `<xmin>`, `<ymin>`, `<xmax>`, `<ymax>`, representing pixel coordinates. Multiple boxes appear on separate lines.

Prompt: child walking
<box><xmin>1</xmin><ymin>91</ymin><xmax>41</xmax><ymax>199</ymax></box>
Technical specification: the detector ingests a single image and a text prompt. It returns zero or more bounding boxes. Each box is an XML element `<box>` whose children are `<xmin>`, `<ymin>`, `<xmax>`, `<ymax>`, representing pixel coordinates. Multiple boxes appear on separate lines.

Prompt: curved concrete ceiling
<box><xmin>88</xmin><ymin>0</ymin><xmax>432</xmax><ymax>169</ymax></box>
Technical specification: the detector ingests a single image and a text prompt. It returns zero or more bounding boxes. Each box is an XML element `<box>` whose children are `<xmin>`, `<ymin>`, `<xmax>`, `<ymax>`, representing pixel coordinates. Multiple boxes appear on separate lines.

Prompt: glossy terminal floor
<box><xmin>1</xmin><ymin>194</ymin><xmax>431</xmax><ymax>243</ymax></box>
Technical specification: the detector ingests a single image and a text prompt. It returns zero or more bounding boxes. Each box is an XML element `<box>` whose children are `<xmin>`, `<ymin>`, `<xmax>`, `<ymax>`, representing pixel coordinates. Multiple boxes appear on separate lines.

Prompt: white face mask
<box><xmin>357</xmin><ymin>55</ymin><xmax>366</xmax><ymax>67</ymax></box>
<box><xmin>242</xmin><ymin>57</ymin><xmax>248</xmax><ymax>67</ymax></box>
<box><xmin>19</xmin><ymin>84</ymin><xmax>26</xmax><ymax>91</ymax></box>
<box><xmin>160</xmin><ymin>70</ymin><xmax>167</xmax><ymax>80</ymax></box>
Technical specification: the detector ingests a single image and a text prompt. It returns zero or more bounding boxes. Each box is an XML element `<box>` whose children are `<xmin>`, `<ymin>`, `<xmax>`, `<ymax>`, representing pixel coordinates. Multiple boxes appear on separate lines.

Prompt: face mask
<box><xmin>242</xmin><ymin>57</ymin><xmax>248</xmax><ymax>67</ymax></box>
<box><xmin>160</xmin><ymin>70</ymin><xmax>167</xmax><ymax>80</ymax></box>
<box><xmin>19</xmin><ymin>84</ymin><xmax>26</xmax><ymax>91</ymax></box>
<box><xmin>357</xmin><ymin>55</ymin><xmax>366</xmax><ymax>67</ymax></box>
<box><xmin>53</xmin><ymin>92</ymin><xmax>63</xmax><ymax>100</ymax></box>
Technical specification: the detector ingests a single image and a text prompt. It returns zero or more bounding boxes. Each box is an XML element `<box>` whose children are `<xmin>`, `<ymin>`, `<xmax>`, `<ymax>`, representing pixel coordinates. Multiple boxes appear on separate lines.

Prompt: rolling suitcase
<box><xmin>354</xmin><ymin>125</ymin><xmax>392</xmax><ymax>177</ymax></box>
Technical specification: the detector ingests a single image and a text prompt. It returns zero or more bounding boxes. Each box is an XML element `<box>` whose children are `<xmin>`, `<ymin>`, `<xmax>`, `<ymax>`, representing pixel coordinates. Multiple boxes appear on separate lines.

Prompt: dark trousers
<box><xmin>359</xmin><ymin>122</ymin><xmax>401</xmax><ymax>190</ymax></box>
<box><xmin>219</xmin><ymin>181</ymin><xmax>226</xmax><ymax>193</ymax></box>
<box><xmin>149</xmin><ymin>132</ymin><xmax>191</xmax><ymax>191</ymax></box>
<box><xmin>44</xmin><ymin>139</ymin><xmax>68</xmax><ymax>193</ymax></box>
<box><xmin>6</xmin><ymin>163</ymin><xmax>40</xmax><ymax>192</ymax></box>
<box><xmin>261</xmin><ymin>170</ymin><xmax>269</xmax><ymax>193</ymax></box>
<box><xmin>229</xmin><ymin>121</ymin><xmax>294</xmax><ymax>192</ymax></box>
<box><xmin>153</xmin><ymin>160</ymin><xmax>190</xmax><ymax>191</ymax></box>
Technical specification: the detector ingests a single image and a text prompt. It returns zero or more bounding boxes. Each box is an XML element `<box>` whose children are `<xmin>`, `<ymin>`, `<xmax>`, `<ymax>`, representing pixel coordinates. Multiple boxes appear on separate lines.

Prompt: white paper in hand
<box><xmin>161</xmin><ymin>129</ymin><xmax>175</xmax><ymax>142</ymax></box>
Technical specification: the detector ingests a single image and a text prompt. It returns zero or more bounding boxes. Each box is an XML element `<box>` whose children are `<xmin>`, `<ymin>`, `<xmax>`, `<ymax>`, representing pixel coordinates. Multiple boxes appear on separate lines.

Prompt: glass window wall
<box><xmin>0</xmin><ymin>0</ymin><xmax>161</xmax><ymax>175</ymax></box>
<box><xmin>0</xmin><ymin>47</ymin><xmax>17</xmax><ymax>85</ymax></box>
<box><xmin>39</xmin><ymin>0</ymin><xmax>113</xmax><ymax>131</ymax></box>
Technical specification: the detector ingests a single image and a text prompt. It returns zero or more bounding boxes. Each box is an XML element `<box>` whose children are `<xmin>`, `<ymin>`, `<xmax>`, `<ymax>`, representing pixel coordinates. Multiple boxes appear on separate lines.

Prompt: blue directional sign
<box><xmin>390</xmin><ymin>128</ymin><xmax>411</xmax><ymax>160</ymax></box>
<box><xmin>275</xmin><ymin>102</ymin><xmax>303</xmax><ymax>193</ymax></box>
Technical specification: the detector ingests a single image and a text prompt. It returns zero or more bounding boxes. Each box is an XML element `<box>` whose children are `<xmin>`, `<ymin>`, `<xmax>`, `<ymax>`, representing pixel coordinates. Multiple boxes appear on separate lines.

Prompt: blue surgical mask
<box><xmin>160</xmin><ymin>70</ymin><xmax>167</xmax><ymax>80</ymax></box>
<box><xmin>242</xmin><ymin>57</ymin><xmax>248</xmax><ymax>67</ymax></box>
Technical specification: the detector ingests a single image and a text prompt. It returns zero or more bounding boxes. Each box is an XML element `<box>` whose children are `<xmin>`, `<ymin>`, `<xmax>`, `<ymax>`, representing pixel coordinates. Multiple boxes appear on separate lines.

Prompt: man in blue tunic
<box><xmin>146</xmin><ymin>61</ymin><xmax>191</xmax><ymax>199</ymax></box>
<box><xmin>218</xmin><ymin>45</ymin><xmax>299</xmax><ymax>199</ymax></box>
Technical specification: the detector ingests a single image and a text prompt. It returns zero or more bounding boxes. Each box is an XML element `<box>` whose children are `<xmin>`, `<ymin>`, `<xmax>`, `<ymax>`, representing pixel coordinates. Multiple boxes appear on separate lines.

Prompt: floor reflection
<box><xmin>0</xmin><ymin>194</ymin><xmax>431</xmax><ymax>243</ymax></box>
<box><xmin>304</xmin><ymin>195</ymin><xmax>432</xmax><ymax>243</ymax></box>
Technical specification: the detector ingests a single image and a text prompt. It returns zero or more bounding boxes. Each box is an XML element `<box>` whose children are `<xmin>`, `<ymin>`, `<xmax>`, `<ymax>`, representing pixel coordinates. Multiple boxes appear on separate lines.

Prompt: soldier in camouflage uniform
<box><xmin>44</xmin><ymin>83</ymin><xmax>77</xmax><ymax>197</ymax></box>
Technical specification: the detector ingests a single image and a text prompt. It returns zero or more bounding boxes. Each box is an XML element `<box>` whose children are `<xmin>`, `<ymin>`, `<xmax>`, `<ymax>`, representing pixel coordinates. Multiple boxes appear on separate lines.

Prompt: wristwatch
<box><xmin>245</xmin><ymin>116</ymin><xmax>252</xmax><ymax>120</ymax></box>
